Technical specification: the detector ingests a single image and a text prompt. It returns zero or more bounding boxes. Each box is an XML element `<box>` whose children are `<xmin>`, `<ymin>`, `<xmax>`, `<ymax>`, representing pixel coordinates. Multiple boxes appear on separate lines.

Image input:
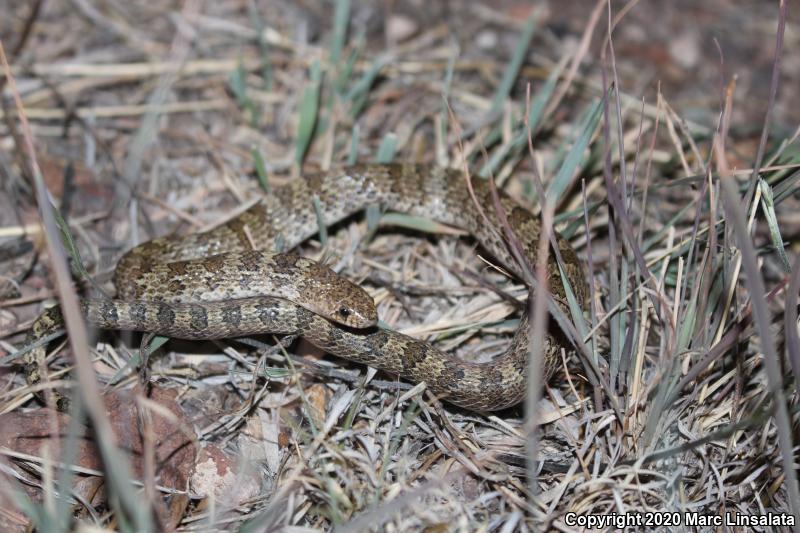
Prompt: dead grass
<box><xmin>0</xmin><ymin>1</ymin><xmax>798</xmax><ymax>531</ymax></box>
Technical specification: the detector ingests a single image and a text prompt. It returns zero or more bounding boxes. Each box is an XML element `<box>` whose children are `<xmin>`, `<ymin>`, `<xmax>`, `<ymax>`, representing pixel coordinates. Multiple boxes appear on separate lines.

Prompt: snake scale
<box><xmin>25</xmin><ymin>164</ymin><xmax>586</xmax><ymax>411</ymax></box>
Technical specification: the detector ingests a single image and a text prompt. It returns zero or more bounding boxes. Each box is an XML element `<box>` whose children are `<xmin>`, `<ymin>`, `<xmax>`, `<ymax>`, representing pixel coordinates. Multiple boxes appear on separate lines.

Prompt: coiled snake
<box><xmin>25</xmin><ymin>164</ymin><xmax>586</xmax><ymax>411</ymax></box>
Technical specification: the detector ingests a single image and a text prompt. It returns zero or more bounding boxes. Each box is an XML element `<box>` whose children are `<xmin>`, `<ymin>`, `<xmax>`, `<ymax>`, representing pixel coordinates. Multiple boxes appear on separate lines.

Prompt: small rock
<box><xmin>191</xmin><ymin>444</ymin><xmax>261</xmax><ymax>506</ymax></box>
<box><xmin>669</xmin><ymin>32</ymin><xmax>700</xmax><ymax>70</ymax></box>
<box><xmin>386</xmin><ymin>14</ymin><xmax>417</xmax><ymax>43</ymax></box>
<box><xmin>476</xmin><ymin>30</ymin><xmax>498</xmax><ymax>50</ymax></box>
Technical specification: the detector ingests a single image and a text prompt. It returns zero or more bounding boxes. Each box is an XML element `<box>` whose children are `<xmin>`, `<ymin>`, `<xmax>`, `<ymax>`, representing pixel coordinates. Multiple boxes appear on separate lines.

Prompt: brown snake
<box><xmin>25</xmin><ymin>164</ymin><xmax>586</xmax><ymax>411</ymax></box>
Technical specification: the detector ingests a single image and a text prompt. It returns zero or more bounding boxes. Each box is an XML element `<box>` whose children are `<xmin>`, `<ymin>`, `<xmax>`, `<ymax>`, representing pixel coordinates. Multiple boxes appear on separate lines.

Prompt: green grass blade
<box><xmin>247</xmin><ymin>0</ymin><xmax>273</xmax><ymax>90</ymax></box>
<box><xmin>773</xmin><ymin>170</ymin><xmax>800</xmax><ymax>204</ymax></box>
<box><xmin>51</xmin><ymin>203</ymin><xmax>91</xmax><ymax>281</ymax></box>
<box><xmin>526</xmin><ymin>59</ymin><xmax>563</xmax><ymax>131</ymax></box>
<box><xmin>346</xmin><ymin>54</ymin><xmax>388</xmax><ymax>119</ymax></box>
<box><xmin>228</xmin><ymin>59</ymin><xmax>247</xmax><ymax>105</ymax></box>
<box><xmin>772</xmin><ymin>168</ymin><xmax>800</xmax><ymax>204</ymax></box>
<box><xmin>547</xmin><ymin>97</ymin><xmax>604</xmax><ymax>204</ymax></box>
<box><xmin>376</xmin><ymin>133</ymin><xmax>397</xmax><ymax>163</ymax></box>
<box><xmin>483</xmin><ymin>55</ymin><xmax>567</xmax><ymax>180</ymax></box>
<box><xmin>336</xmin><ymin>37</ymin><xmax>362</xmax><ymax>94</ymax></box>
<box><xmin>107</xmin><ymin>335</ymin><xmax>170</xmax><ymax>387</ymax></box>
<box><xmin>329</xmin><ymin>0</ymin><xmax>351</xmax><ymax>65</ymax></box>
<box><xmin>295</xmin><ymin>60</ymin><xmax>322</xmax><ymax>165</ymax></box>
<box><xmin>7</xmin><ymin>489</ymin><xmax>61</xmax><ymax>532</ymax></box>
<box><xmin>560</xmin><ymin>200</ymin><xmax>602</xmax><ymax>238</ymax></box>
<box><xmin>379</xmin><ymin>212</ymin><xmax>456</xmax><ymax>234</ymax></box>
<box><xmin>348</xmin><ymin>124</ymin><xmax>360</xmax><ymax>165</ymax></box>
<box><xmin>312</xmin><ymin>195</ymin><xmax>328</xmax><ymax>247</ymax></box>
<box><xmin>251</xmin><ymin>147</ymin><xmax>270</xmax><ymax>193</ymax></box>
<box><xmin>365</xmin><ymin>203</ymin><xmax>382</xmax><ymax>236</ymax></box>
<box><xmin>490</xmin><ymin>6</ymin><xmax>541</xmax><ymax>114</ymax></box>
<box><xmin>759</xmin><ymin>178</ymin><xmax>790</xmax><ymax>272</ymax></box>
<box><xmin>54</xmin><ymin>396</ymin><xmax>89</xmax><ymax>529</ymax></box>
<box><xmin>481</xmin><ymin>59</ymin><xmax>566</xmax><ymax>183</ymax></box>
<box><xmin>438</xmin><ymin>50</ymin><xmax>457</xmax><ymax>165</ymax></box>
<box><xmin>228</xmin><ymin>58</ymin><xmax>258</xmax><ymax>126</ymax></box>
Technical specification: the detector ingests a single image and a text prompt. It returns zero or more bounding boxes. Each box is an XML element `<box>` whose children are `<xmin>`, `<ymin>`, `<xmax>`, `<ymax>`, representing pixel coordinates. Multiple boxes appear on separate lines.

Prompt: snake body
<box><xmin>26</xmin><ymin>164</ymin><xmax>585</xmax><ymax>411</ymax></box>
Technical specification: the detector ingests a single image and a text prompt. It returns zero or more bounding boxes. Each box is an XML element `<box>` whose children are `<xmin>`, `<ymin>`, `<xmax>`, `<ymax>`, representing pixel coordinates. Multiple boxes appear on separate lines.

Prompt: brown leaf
<box><xmin>0</xmin><ymin>386</ymin><xmax>197</xmax><ymax>528</ymax></box>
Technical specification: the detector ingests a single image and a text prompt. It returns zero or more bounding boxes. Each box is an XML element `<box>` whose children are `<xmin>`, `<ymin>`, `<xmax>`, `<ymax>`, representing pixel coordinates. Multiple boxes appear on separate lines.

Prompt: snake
<box><xmin>24</xmin><ymin>164</ymin><xmax>586</xmax><ymax>412</ymax></box>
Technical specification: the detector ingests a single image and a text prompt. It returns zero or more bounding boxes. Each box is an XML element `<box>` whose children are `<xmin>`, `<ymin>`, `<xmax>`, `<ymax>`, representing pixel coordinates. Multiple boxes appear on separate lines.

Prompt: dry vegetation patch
<box><xmin>0</xmin><ymin>1</ymin><xmax>798</xmax><ymax>531</ymax></box>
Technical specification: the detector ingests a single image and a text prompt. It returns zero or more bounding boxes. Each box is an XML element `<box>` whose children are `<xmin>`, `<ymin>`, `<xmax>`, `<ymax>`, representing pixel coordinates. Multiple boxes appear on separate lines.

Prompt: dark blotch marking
<box><xmin>99</xmin><ymin>301</ymin><xmax>119</xmax><ymax>324</ymax></box>
<box><xmin>433</xmin><ymin>364</ymin><xmax>466</xmax><ymax>394</ymax></box>
<box><xmin>401</xmin><ymin>340</ymin><xmax>429</xmax><ymax>370</ymax></box>
<box><xmin>222</xmin><ymin>305</ymin><xmax>242</xmax><ymax>327</ymax></box>
<box><xmin>509</xmin><ymin>206</ymin><xmax>538</xmax><ymax>239</ymax></box>
<box><xmin>130</xmin><ymin>302</ymin><xmax>148</xmax><ymax>327</ymax></box>
<box><xmin>202</xmin><ymin>254</ymin><xmax>227</xmax><ymax>274</ymax></box>
<box><xmin>480</xmin><ymin>372</ymin><xmax>505</xmax><ymax>390</ymax></box>
<box><xmin>272</xmin><ymin>252</ymin><xmax>299</xmax><ymax>270</ymax></box>
<box><xmin>225</xmin><ymin>218</ymin><xmax>252</xmax><ymax>249</ymax></box>
<box><xmin>156</xmin><ymin>303</ymin><xmax>176</xmax><ymax>326</ymax></box>
<box><xmin>256</xmin><ymin>303</ymin><xmax>279</xmax><ymax>324</ymax></box>
<box><xmin>326</xmin><ymin>325</ymin><xmax>344</xmax><ymax>343</ymax></box>
<box><xmin>365</xmin><ymin>330</ymin><xmax>391</xmax><ymax>351</ymax></box>
<box><xmin>306</xmin><ymin>171</ymin><xmax>325</xmax><ymax>192</ymax></box>
<box><xmin>167</xmin><ymin>261</ymin><xmax>189</xmax><ymax>276</ymax></box>
<box><xmin>237</xmin><ymin>250</ymin><xmax>263</xmax><ymax>272</ymax></box>
<box><xmin>189</xmin><ymin>305</ymin><xmax>208</xmax><ymax>331</ymax></box>
<box><xmin>117</xmin><ymin>267</ymin><xmax>144</xmax><ymax>298</ymax></box>
<box><xmin>387</xmin><ymin>164</ymin><xmax>410</xmax><ymax>197</ymax></box>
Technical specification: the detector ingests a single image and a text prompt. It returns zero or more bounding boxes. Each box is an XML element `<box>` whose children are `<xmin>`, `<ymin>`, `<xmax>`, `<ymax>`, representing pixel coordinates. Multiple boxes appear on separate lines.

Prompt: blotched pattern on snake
<box><xmin>25</xmin><ymin>164</ymin><xmax>586</xmax><ymax>411</ymax></box>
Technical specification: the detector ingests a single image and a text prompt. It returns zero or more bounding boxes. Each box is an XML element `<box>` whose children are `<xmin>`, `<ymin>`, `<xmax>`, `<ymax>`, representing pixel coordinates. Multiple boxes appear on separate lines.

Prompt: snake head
<box><xmin>331</xmin><ymin>300</ymin><xmax>378</xmax><ymax>329</ymax></box>
<box><xmin>308</xmin><ymin>288</ymin><xmax>377</xmax><ymax>328</ymax></box>
<box><xmin>293</xmin><ymin>257</ymin><xmax>378</xmax><ymax>329</ymax></box>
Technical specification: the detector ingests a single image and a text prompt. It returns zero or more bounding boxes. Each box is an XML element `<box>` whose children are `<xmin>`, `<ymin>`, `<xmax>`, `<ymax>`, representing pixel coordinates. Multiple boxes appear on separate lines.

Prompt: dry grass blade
<box><xmin>715</xmin><ymin>135</ymin><xmax>800</xmax><ymax>520</ymax></box>
<box><xmin>0</xmin><ymin>40</ymin><xmax>152</xmax><ymax>530</ymax></box>
<box><xmin>785</xmin><ymin>258</ymin><xmax>800</xmax><ymax>395</ymax></box>
<box><xmin>1</xmin><ymin>1</ymin><xmax>798</xmax><ymax>530</ymax></box>
<box><xmin>116</xmin><ymin>0</ymin><xmax>197</xmax><ymax>216</ymax></box>
<box><xmin>744</xmin><ymin>0</ymin><xmax>788</xmax><ymax>204</ymax></box>
<box><xmin>489</xmin><ymin>6</ymin><xmax>541</xmax><ymax>115</ymax></box>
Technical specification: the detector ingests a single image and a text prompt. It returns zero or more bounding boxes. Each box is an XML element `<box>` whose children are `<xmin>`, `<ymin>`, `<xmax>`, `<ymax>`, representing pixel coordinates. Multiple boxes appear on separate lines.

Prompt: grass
<box><xmin>0</xmin><ymin>0</ymin><xmax>798</xmax><ymax>531</ymax></box>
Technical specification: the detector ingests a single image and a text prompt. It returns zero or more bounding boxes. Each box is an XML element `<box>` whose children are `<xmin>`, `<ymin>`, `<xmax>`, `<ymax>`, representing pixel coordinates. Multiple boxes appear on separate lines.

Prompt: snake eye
<box><xmin>337</xmin><ymin>306</ymin><xmax>352</xmax><ymax>319</ymax></box>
